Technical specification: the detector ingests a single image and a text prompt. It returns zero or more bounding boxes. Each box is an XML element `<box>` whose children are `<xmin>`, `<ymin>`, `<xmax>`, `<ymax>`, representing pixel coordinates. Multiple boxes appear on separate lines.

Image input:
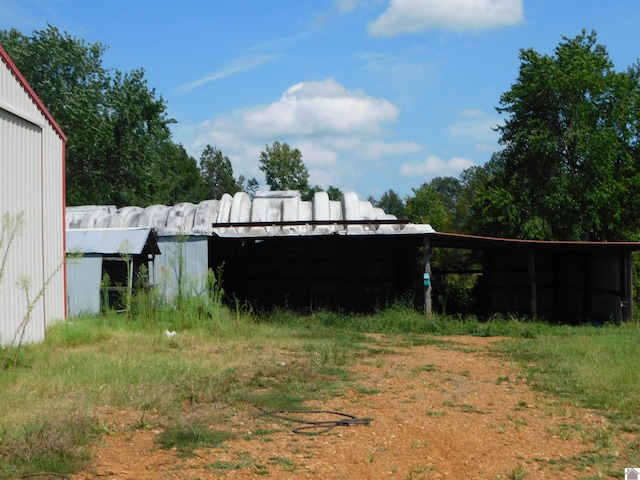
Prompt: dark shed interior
<box><xmin>206</xmin><ymin>230</ymin><xmax>640</xmax><ymax>322</ymax></box>
<box><xmin>209</xmin><ymin>234</ymin><xmax>423</xmax><ymax>312</ymax></box>
<box><xmin>431</xmin><ymin>233</ymin><xmax>640</xmax><ymax>322</ymax></box>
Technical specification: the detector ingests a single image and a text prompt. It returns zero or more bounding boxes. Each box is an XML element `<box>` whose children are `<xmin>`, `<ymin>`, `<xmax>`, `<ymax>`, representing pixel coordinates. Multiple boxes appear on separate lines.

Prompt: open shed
<box><xmin>66</xmin><ymin>228</ymin><xmax>160</xmax><ymax>315</ymax></box>
<box><xmin>66</xmin><ymin>191</ymin><xmax>433</xmax><ymax>311</ymax></box>
<box><xmin>66</xmin><ymin>191</ymin><xmax>640</xmax><ymax>322</ymax></box>
<box><xmin>428</xmin><ymin>233</ymin><xmax>640</xmax><ymax>322</ymax></box>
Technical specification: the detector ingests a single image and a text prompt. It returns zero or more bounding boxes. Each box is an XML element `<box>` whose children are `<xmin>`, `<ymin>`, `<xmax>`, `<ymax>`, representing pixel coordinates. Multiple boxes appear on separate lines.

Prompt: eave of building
<box><xmin>0</xmin><ymin>44</ymin><xmax>67</xmax><ymax>143</ymax></box>
<box><xmin>431</xmin><ymin>232</ymin><xmax>640</xmax><ymax>252</ymax></box>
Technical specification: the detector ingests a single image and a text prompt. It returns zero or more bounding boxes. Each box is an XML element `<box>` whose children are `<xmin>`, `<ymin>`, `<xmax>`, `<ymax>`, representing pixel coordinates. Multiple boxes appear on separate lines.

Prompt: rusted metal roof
<box><xmin>431</xmin><ymin>232</ymin><xmax>640</xmax><ymax>251</ymax></box>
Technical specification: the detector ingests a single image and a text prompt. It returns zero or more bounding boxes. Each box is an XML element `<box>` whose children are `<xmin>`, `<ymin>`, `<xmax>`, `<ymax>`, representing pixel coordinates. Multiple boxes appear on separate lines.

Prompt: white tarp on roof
<box><xmin>66</xmin><ymin>191</ymin><xmax>435</xmax><ymax>237</ymax></box>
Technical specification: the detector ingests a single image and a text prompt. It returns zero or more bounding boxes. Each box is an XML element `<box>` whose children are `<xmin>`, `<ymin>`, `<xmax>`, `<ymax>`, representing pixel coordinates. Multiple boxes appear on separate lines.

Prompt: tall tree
<box><xmin>370</xmin><ymin>190</ymin><xmax>406</xmax><ymax>218</ymax></box>
<box><xmin>405</xmin><ymin>183</ymin><xmax>449</xmax><ymax>230</ymax></box>
<box><xmin>150</xmin><ymin>143</ymin><xmax>203</xmax><ymax>204</ymax></box>
<box><xmin>259</xmin><ymin>141</ymin><xmax>310</xmax><ymax>196</ymax></box>
<box><xmin>102</xmin><ymin>68</ymin><xmax>175</xmax><ymax>206</ymax></box>
<box><xmin>483</xmin><ymin>30</ymin><xmax>640</xmax><ymax>241</ymax></box>
<box><xmin>0</xmin><ymin>25</ymin><xmax>191</xmax><ymax>207</ymax></box>
<box><xmin>238</xmin><ymin>175</ymin><xmax>260</xmax><ymax>198</ymax></box>
<box><xmin>326</xmin><ymin>185</ymin><xmax>343</xmax><ymax>201</ymax></box>
<box><xmin>199</xmin><ymin>145</ymin><xmax>241</xmax><ymax>199</ymax></box>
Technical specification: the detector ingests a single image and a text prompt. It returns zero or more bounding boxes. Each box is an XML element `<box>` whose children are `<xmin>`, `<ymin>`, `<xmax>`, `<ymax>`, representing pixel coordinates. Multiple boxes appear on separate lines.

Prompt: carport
<box><xmin>427</xmin><ymin>233</ymin><xmax>640</xmax><ymax>322</ymax></box>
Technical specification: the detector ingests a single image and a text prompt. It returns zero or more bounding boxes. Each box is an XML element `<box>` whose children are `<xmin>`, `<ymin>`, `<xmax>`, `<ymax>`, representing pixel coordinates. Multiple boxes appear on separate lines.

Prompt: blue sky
<box><xmin>2</xmin><ymin>0</ymin><xmax>639</xmax><ymax>201</ymax></box>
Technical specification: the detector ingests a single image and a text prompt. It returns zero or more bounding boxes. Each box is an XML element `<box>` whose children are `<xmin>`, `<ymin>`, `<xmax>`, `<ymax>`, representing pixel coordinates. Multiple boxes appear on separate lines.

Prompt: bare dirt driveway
<box><xmin>71</xmin><ymin>336</ymin><xmax>621</xmax><ymax>479</ymax></box>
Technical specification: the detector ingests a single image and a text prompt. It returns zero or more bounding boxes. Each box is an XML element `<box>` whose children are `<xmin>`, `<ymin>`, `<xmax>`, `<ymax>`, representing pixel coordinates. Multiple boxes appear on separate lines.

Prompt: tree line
<box><xmin>373</xmin><ymin>30</ymin><xmax>640</xmax><ymax>242</ymax></box>
<box><xmin>2</xmin><ymin>26</ymin><xmax>639</xmax><ymax>242</ymax></box>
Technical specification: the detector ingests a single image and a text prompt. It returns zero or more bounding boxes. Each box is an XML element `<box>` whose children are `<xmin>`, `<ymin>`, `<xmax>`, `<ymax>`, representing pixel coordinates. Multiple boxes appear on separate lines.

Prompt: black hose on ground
<box><xmin>252</xmin><ymin>408</ymin><xmax>371</xmax><ymax>435</ymax></box>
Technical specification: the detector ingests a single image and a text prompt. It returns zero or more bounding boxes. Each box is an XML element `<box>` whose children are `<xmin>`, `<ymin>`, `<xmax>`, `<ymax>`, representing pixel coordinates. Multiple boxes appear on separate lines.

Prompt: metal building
<box><xmin>0</xmin><ymin>45</ymin><xmax>67</xmax><ymax>346</ymax></box>
<box><xmin>66</xmin><ymin>228</ymin><xmax>160</xmax><ymax>316</ymax></box>
<box><xmin>430</xmin><ymin>233</ymin><xmax>640</xmax><ymax>323</ymax></box>
<box><xmin>67</xmin><ymin>191</ymin><xmax>434</xmax><ymax>312</ymax></box>
<box><xmin>67</xmin><ymin>190</ymin><xmax>640</xmax><ymax>322</ymax></box>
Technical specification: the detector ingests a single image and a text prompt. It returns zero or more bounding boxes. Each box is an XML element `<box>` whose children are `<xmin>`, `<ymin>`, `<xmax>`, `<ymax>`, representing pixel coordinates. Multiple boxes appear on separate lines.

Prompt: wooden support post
<box><xmin>528</xmin><ymin>248</ymin><xmax>537</xmax><ymax>318</ymax></box>
<box><xmin>621</xmin><ymin>252</ymin><xmax>632</xmax><ymax>320</ymax></box>
<box><xmin>423</xmin><ymin>237</ymin><xmax>432</xmax><ymax>315</ymax></box>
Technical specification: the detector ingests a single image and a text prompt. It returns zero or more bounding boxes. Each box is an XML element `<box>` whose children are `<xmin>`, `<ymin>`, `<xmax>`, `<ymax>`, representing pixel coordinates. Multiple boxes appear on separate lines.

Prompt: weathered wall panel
<box><xmin>66</xmin><ymin>255</ymin><xmax>102</xmax><ymax>316</ymax></box>
<box><xmin>0</xmin><ymin>48</ymin><xmax>65</xmax><ymax>346</ymax></box>
<box><xmin>154</xmin><ymin>236</ymin><xmax>209</xmax><ymax>300</ymax></box>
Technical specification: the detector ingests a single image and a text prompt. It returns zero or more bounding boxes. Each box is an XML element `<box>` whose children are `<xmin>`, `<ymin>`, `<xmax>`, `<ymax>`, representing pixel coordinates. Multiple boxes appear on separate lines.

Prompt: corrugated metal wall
<box><xmin>154</xmin><ymin>236</ymin><xmax>209</xmax><ymax>300</ymax></box>
<box><xmin>0</xmin><ymin>53</ymin><xmax>65</xmax><ymax>346</ymax></box>
<box><xmin>66</xmin><ymin>255</ymin><xmax>102</xmax><ymax>316</ymax></box>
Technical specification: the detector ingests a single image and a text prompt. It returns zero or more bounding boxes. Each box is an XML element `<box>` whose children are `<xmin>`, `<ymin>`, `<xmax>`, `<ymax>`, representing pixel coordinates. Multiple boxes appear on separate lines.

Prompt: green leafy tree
<box><xmin>429</xmin><ymin>177</ymin><xmax>468</xmax><ymax>231</ymax></box>
<box><xmin>101</xmin><ymin>68</ymin><xmax>175</xmax><ymax>206</ymax></box>
<box><xmin>150</xmin><ymin>143</ymin><xmax>203</xmax><ymax>204</ymax></box>
<box><xmin>326</xmin><ymin>185</ymin><xmax>343</xmax><ymax>201</ymax></box>
<box><xmin>405</xmin><ymin>183</ymin><xmax>449</xmax><ymax>230</ymax></box>
<box><xmin>305</xmin><ymin>185</ymin><xmax>324</xmax><ymax>201</ymax></box>
<box><xmin>0</xmin><ymin>25</ymin><xmax>193</xmax><ymax>207</ymax></box>
<box><xmin>199</xmin><ymin>145</ymin><xmax>241</xmax><ymax>199</ymax></box>
<box><xmin>238</xmin><ymin>175</ymin><xmax>260</xmax><ymax>198</ymax></box>
<box><xmin>483</xmin><ymin>30</ymin><xmax>640</xmax><ymax>241</ymax></box>
<box><xmin>259</xmin><ymin>141</ymin><xmax>310</xmax><ymax>195</ymax></box>
<box><xmin>370</xmin><ymin>190</ymin><xmax>406</xmax><ymax>218</ymax></box>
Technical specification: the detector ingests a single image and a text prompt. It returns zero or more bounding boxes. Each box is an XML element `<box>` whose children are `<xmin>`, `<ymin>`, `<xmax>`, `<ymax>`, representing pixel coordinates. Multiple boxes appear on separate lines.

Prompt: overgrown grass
<box><xmin>2</xmin><ymin>290</ymin><xmax>640</xmax><ymax>477</ymax></box>
<box><xmin>0</xmin><ymin>302</ymin><xmax>367</xmax><ymax>478</ymax></box>
<box><xmin>494</xmin><ymin>321</ymin><xmax>640</xmax><ymax>473</ymax></box>
<box><xmin>262</xmin><ymin>303</ymin><xmax>550</xmax><ymax>338</ymax></box>
<box><xmin>495</xmin><ymin>322</ymin><xmax>640</xmax><ymax>425</ymax></box>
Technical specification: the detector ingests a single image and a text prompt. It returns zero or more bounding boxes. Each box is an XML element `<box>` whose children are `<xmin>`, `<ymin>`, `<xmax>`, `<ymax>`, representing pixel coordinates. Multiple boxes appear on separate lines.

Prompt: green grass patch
<box><xmin>157</xmin><ymin>423</ymin><xmax>235</xmax><ymax>451</ymax></box>
<box><xmin>3</xmin><ymin>298</ymin><xmax>640</xmax><ymax>478</ymax></box>
<box><xmin>496</xmin><ymin>322</ymin><xmax>640</xmax><ymax>426</ymax></box>
<box><xmin>494</xmin><ymin>321</ymin><xmax>640</xmax><ymax>473</ymax></box>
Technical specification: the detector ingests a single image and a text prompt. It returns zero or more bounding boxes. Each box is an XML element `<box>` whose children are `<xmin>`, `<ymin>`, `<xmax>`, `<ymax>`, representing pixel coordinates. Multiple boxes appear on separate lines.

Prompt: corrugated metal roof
<box><xmin>66</xmin><ymin>228</ymin><xmax>160</xmax><ymax>255</ymax></box>
<box><xmin>66</xmin><ymin>191</ymin><xmax>435</xmax><ymax>237</ymax></box>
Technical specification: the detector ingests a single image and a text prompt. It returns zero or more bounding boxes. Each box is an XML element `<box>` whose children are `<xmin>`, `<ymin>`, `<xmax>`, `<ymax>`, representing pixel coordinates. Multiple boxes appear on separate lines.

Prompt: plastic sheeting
<box><xmin>66</xmin><ymin>191</ymin><xmax>435</xmax><ymax>237</ymax></box>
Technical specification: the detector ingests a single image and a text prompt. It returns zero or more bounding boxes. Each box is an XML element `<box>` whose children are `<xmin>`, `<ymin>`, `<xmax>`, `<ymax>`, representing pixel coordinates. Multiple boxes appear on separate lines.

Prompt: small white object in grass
<box><xmin>165</xmin><ymin>330</ymin><xmax>177</xmax><ymax>338</ymax></box>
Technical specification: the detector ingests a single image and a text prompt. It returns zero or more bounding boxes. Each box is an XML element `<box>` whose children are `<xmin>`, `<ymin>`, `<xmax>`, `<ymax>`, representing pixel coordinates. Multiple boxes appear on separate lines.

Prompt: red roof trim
<box><xmin>0</xmin><ymin>44</ymin><xmax>67</xmax><ymax>142</ymax></box>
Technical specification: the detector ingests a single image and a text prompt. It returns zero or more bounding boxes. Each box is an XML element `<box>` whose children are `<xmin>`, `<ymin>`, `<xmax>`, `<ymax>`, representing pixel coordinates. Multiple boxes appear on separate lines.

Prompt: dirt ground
<box><xmin>71</xmin><ymin>336</ymin><xmax>623</xmax><ymax>479</ymax></box>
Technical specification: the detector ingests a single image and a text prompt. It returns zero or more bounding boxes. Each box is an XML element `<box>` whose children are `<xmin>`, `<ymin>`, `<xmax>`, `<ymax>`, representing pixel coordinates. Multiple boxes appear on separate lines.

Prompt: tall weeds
<box><xmin>0</xmin><ymin>212</ymin><xmax>65</xmax><ymax>369</ymax></box>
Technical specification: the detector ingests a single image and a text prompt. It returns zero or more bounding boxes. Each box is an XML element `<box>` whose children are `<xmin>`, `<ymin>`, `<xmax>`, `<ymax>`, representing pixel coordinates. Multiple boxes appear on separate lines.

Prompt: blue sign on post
<box><xmin>423</xmin><ymin>272</ymin><xmax>430</xmax><ymax>286</ymax></box>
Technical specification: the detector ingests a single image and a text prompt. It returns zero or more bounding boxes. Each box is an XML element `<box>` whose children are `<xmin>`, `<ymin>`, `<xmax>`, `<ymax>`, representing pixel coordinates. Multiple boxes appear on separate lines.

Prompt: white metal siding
<box><xmin>66</xmin><ymin>255</ymin><xmax>102</xmax><ymax>316</ymax></box>
<box><xmin>0</xmin><ymin>53</ymin><xmax>65</xmax><ymax>346</ymax></box>
<box><xmin>154</xmin><ymin>236</ymin><xmax>209</xmax><ymax>300</ymax></box>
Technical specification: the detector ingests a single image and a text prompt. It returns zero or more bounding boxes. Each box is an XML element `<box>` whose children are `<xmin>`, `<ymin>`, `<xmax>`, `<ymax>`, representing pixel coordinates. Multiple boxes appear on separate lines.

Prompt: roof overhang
<box><xmin>66</xmin><ymin>228</ymin><xmax>160</xmax><ymax>255</ymax></box>
<box><xmin>210</xmin><ymin>219</ymin><xmax>435</xmax><ymax>238</ymax></box>
<box><xmin>430</xmin><ymin>232</ymin><xmax>640</xmax><ymax>252</ymax></box>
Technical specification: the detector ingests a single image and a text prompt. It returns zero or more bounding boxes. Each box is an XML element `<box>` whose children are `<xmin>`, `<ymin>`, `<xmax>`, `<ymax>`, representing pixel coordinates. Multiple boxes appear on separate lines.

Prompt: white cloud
<box><xmin>369</xmin><ymin>0</ymin><xmax>524</xmax><ymax>36</ymax></box>
<box><xmin>176</xmin><ymin>55</ymin><xmax>275</xmax><ymax>93</ymax></box>
<box><xmin>361</xmin><ymin>140</ymin><xmax>422</xmax><ymax>159</ymax></box>
<box><xmin>309</xmin><ymin>167</ymin><xmax>341</xmax><ymax>188</ymax></box>
<box><xmin>400</xmin><ymin>155</ymin><xmax>475</xmax><ymax>177</ymax></box>
<box><xmin>294</xmin><ymin>140</ymin><xmax>338</xmax><ymax>167</ymax></box>
<box><xmin>241</xmin><ymin>78</ymin><xmax>399</xmax><ymax>138</ymax></box>
<box><xmin>334</xmin><ymin>0</ymin><xmax>384</xmax><ymax>14</ymax></box>
<box><xmin>177</xmin><ymin>79</ymin><xmax>413</xmax><ymax>193</ymax></box>
<box><xmin>448</xmin><ymin>108</ymin><xmax>500</xmax><ymax>144</ymax></box>
<box><xmin>335</xmin><ymin>0</ymin><xmax>364</xmax><ymax>14</ymax></box>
